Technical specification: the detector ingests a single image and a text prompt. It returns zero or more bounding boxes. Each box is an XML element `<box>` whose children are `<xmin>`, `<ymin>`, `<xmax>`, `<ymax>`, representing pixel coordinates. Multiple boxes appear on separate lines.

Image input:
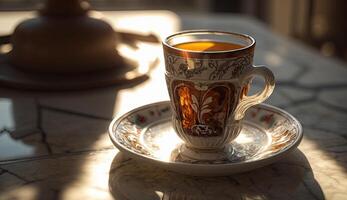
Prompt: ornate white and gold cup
<box><xmin>163</xmin><ymin>30</ymin><xmax>275</xmax><ymax>160</ymax></box>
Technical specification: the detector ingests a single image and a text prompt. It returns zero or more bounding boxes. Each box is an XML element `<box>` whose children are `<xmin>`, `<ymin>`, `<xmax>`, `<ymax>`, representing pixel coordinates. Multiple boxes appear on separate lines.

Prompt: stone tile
<box><xmin>103</xmin><ymin>10</ymin><xmax>180</xmax><ymax>40</ymax></box>
<box><xmin>0</xmin><ymin>183</ymin><xmax>60</xmax><ymax>200</ymax></box>
<box><xmin>0</xmin><ymin>181</ymin><xmax>112</xmax><ymax>200</ymax></box>
<box><xmin>41</xmin><ymin>110</ymin><xmax>113</xmax><ymax>154</ymax></box>
<box><xmin>37</xmin><ymin>68</ymin><xmax>169</xmax><ymax>121</ymax></box>
<box><xmin>0</xmin><ymin>98</ymin><xmax>14</xmax><ymax>131</ymax></box>
<box><xmin>296</xmin><ymin>128</ymin><xmax>347</xmax><ymax>200</ymax></box>
<box><xmin>38</xmin><ymin>88</ymin><xmax>118</xmax><ymax>120</ymax></box>
<box><xmin>254</xmin><ymin>49</ymin><xmax>304</xmax><ymax>82</ymax></box>
<box><xmin>303</xmin><ymin>127</ymin><xmax>346</xmax><ymax>142</ymax></box>
<box><xmin>0</xmin><ymin>98</ymin><xmax>39</xmax><ymax>137</ymax></box>
<box><xmin>319</xmin><ymin>88</ymin><xmax>347</xmax><ymax>111</ymax></box>
<box><xmin>298</xmin><ymin>58</ymin><xmax>347</xmax><ymax>86</ymax></box>
<box><xmin>264</xmin><ymin>88</ymin><xmax>291</xmax><ymax>107</ymax></box>
<box><xmin>301</xmin><ymin>128</ymin><xmax>347</xmax><ymax>152</ymax></box>
<box><xmin>108</xmin><ymin>150</ymin><xmax>324</xmax><ymax>200</ymax></box>
<box><xmin>286</xmin><ymin>102</ymin><xmax>347</xmax><ymax>136</ymax></box>
<box><xmin>0</xmin><ymin>172</ymin><xmax>26</xmax><ymax>191</ymax></box>
<box><xmin>0</xmin><ymin>149</ymin><xmax>117</xmax><ymax>200</ymax></box>
<box><xmin>113</xmin><ymin>66</ymin><xmax>170</xmax><ymax>117</ymax></box>
<box><xmin>298</xmin><ymin>133</ymin><xmax>347</xmax><ymax>200</ymax></box>
<box><xmin>243</xmin><ymin>83</ymin><xmax>291</xmax><ymax>107</ymax></box>
<box><xmin>277</xmin><ymin>86</ymin><xmax>316</xmax><ymax>103</ymax></box>
<box><xmin>0</xmin><ymin>132</ymin><xmax>48</xmax><ymax>161</ymax></box>
<box><xmin>264</xmin><ymin>94</ymin><xmax>290</xmax><ymax>107</ymax></box>
<box><xmin>0</xmin><ymin>98</ymin><xmax>115</xmax><ymax>161</ymax></box>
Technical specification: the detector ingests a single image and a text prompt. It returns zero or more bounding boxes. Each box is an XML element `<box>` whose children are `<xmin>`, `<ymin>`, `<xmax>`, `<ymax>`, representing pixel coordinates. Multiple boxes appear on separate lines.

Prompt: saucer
<box><xmin>108</xmin><ymin>101</ymin><xmax>303</xmax><ymax>176</ymax></box>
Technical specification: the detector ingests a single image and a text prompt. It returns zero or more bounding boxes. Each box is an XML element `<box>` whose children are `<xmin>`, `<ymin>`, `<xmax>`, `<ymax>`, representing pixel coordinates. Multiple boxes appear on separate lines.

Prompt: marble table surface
<box><xmin>1</xmin><ymin>11</ymin><xmax>347</xmax><ymax>200</ymax></box>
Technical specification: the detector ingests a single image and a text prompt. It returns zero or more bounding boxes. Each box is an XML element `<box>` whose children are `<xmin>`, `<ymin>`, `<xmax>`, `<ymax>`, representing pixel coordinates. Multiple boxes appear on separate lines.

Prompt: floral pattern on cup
<box><xmin>164</xmin><ymin>54</ymin><xmax>253</xmax><ymax>80</ymax></box>
<box><xmin>171</xmin><ymin>79</ymin><xmax>238</xmax><ymax>137</ymax></box>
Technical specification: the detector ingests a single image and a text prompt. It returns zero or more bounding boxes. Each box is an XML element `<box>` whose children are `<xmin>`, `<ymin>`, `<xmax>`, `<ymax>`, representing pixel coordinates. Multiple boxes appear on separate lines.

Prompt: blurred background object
<box><xmin>0</xmin><ymin>0</ymin><xmax>346</xmax><ymax>62</ymax></box>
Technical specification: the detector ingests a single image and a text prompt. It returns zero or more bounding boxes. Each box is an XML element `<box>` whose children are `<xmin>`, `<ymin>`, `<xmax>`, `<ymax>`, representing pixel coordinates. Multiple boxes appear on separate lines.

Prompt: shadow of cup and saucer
<box><xmin>109</xmin><ymin>149</ymin><xmax>324</xmax><ymax>200</ymax></box>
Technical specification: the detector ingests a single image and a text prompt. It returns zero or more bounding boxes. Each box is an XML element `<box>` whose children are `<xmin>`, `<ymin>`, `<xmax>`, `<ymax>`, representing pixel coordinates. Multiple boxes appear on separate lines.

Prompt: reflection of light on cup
<box><xmin>187</xmin><ymin>59</ymin><xmax>195</xmax><ymax>70</ymax></box>
<box><xmin>168</xmin><ymin>35</ymin><xmax>195</xmax><ymax>62</ymax></box>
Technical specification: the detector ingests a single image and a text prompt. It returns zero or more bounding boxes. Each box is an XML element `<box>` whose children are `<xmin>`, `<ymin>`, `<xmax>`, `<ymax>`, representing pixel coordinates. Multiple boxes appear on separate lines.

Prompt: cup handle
<box><xmin>234</xmin><ymin>65</ymin><xmax>275</xmax><ymax>120</ymax></box>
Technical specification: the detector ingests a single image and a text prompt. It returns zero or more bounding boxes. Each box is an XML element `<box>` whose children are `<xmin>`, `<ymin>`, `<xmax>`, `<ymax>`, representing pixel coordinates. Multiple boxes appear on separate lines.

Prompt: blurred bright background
<box><xmin>0</xmin><ymin>0</ymin><xmax>346</xmax><ymax>62</ymax></box>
